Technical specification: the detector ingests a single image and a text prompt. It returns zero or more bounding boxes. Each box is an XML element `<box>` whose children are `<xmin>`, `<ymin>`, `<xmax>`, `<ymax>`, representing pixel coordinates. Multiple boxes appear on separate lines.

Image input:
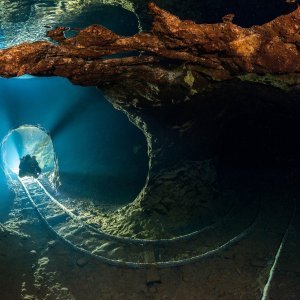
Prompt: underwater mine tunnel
<box><xmin>1</xmin><ymin>125</ymin><xmax>58</xmax><ymax>183</ymax></box>
<box><xmin>0</xmin><ymin>1</ymin><xmax>299</xmax><ymax>299</ymax></box>
<box><xmin>0</xmin><ymin>1</ymin><xmax>299</xmax><ymax>270</ymax></box>
<box><xmin>0</xmin><ymin>35</ymin><xmax>299</xmax><ymax>271</ymax></box>
<box><xmin>0</xmin><ymin>76</ymin><xmax>299</xmax><ymax>269</ymax></box>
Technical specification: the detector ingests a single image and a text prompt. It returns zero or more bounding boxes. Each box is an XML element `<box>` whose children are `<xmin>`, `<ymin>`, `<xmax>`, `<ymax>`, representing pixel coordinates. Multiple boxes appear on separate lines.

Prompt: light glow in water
<box><xmin>1</xmin><ymin>124</ymin><xmax>59</xmax><ymax>185</ymax></box>
<box><xmin>4</xmin><ymin>150</ymin><xmax>19</xmax><ymax>174</ymax></box>
<box><xmin>16</xmin><ymin>75</ymin><xmax>36</xmax><ymax>80</ymax></box>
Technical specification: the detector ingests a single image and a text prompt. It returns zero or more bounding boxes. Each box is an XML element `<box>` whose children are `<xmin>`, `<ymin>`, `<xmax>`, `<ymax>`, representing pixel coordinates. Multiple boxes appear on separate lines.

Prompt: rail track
<box><xmin>11</xmin><ymin>174</ymin><xmax>261</xmax><ymax>268</ymax></box>
<box><xmin>8</xmin><ymin>172</ymin><xmax>297</xmax><ymax>298</ymax></box>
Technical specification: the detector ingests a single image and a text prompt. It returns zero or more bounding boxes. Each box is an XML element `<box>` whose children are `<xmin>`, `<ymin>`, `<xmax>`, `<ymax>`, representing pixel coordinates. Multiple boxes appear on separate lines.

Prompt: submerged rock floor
<box><xmin>0</xmin><ymin>170</ymin><xmax>299</xmax><ymax>300</ymax></box>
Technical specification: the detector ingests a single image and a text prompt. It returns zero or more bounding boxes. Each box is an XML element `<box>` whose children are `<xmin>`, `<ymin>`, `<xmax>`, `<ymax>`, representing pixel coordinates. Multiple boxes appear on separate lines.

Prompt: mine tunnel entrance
<box><xmin>1</xmin><ymin>125</ymin><xmax>58</xmax><ymax>185</ymax></box>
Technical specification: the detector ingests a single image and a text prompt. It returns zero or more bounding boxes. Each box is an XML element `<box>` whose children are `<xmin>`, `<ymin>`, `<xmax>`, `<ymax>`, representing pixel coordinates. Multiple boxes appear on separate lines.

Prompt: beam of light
<box><xmin>1</xmin><ymin>130</ymin><xmax>20</xmax><ymax>175</ymax></box>
<box><xmin>1</xmin><ymin>125</ymin><xmax>59</xmax><ymax>187</ymax></box>
<box><xmin>50</xmin><ymin>96</ymin><xmax>99</xmax><ymax>139</ymax></box>
<box><xmin>0</xmin><ymin>103</ymin><xmax>11</xmax><ymax>137</ymax></box>
<box><xmin>0</xmin><ymin>78</ymin><xmax>22</xmax><ymax>130</ymax></box>
<box><xmin>11</xmin><ymin>131</ymin><xmax>23</xmax><ymax>158</ymax></box>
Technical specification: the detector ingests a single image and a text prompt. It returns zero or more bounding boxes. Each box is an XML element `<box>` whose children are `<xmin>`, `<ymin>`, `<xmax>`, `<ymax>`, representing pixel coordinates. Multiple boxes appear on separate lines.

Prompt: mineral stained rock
<box><xmin>0</xmin><ymin>3</ymin><xmax>299</xmax><ymax>83</ymax></box>
<box><xmin>0</xmin><ymin>3</ymin><xmax>299</xmax><ymax>238</ymax></box>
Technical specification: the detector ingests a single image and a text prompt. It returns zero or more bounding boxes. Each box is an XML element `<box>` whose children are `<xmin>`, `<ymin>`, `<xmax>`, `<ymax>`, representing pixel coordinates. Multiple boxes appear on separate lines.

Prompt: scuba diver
<box><xmin>19</xmin><ymin>154</ymin><xmax>42</xmax><ymax>178</ymax></box>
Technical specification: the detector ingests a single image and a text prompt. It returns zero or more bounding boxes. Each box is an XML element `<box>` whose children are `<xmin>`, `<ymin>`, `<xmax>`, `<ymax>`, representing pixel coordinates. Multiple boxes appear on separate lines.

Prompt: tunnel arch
<box><xmin>1</xmin><ymin>124</ymin><xmax>59</xmax><ymax>187</ymax></box>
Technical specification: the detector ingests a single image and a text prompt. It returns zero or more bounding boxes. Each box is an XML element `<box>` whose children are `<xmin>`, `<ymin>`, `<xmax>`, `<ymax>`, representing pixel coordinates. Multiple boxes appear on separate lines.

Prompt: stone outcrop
<box><xmin>131</xmin><ymin>0</ymin><xmax>298</xmax><ymax>29</ymax></box>
<box><xmin>0</xmin><ymin>3</ymin><xmax>299</xmax><ymax>82</ymax></box>
<box><xmin>0</xmin><ymin>3</ymin><xmax>299</xmax><ymax>238</ymax></box>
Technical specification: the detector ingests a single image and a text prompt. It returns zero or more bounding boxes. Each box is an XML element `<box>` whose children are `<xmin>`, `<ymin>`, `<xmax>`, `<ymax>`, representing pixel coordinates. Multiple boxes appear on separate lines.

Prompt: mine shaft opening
<box><xmin>1</xmin><ymin>125</ymin><xmax>59</xmax><ymax>186</ymax></box>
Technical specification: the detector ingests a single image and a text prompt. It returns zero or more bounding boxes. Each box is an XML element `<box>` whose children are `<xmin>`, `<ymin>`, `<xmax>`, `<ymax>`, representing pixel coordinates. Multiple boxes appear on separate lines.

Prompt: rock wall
<box><xmin>102</xmin><ymin>85</ymin><xmax>223</xmax><ymax>237</ymax></box>
<box><xmin>131</xmin><ymin>0</ymin><xmax>298</xmax><ymax>28</ymax></box>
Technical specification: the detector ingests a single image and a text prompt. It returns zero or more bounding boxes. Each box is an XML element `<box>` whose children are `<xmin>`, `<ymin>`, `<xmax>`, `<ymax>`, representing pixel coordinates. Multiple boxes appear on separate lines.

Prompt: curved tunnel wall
<box><xmin>0</xmin><ymin>0</ymin><xmax>148</xmax><ymax>217</ymax></box>
<box><xmin>0</xmin><ymin>76</ymin><xmax>149</xmax><ymax>213</ymax></box>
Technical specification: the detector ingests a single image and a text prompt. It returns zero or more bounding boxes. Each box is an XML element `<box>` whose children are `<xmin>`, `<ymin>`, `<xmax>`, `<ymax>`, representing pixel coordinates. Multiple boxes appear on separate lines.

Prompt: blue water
<box><xmin>0</xmin><ymin>2</ymin><xmax>147</xmax><ymax>218</ymax></box>
<box><xmin>0</xmin><ymin>76</ymin><xmax>148</xmax><ymax>211</ymax></box>
<box><xmin>0</xmin><ymin>0</ymin><xmax>139</xmax><ymax>49</ymax></box>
